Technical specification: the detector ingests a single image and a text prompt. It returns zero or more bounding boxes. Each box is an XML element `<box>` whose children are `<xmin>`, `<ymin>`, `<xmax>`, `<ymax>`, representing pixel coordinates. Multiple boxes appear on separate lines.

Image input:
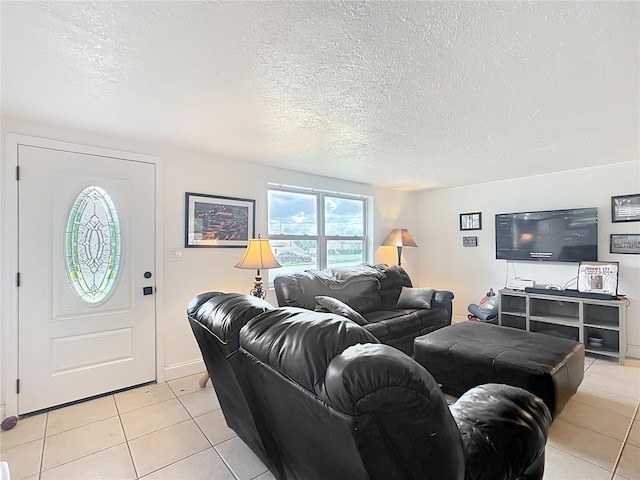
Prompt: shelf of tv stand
<box><xmin>498</xmin><ymin>288</ymin><xmax>627</xmax><ymax>365</ymax></box>
<box><xmin>529</xmin><ymin>315</ymin><xmax>579</xmax><ymax>328</ymax></box>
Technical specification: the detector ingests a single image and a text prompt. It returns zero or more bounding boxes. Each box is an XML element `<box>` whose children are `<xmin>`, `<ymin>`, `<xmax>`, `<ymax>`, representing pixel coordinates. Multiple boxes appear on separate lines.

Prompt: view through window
<box><xmin>268</xmin><ymin>186</ymin><xmax>369</xmax><ymax>280</ymax></box>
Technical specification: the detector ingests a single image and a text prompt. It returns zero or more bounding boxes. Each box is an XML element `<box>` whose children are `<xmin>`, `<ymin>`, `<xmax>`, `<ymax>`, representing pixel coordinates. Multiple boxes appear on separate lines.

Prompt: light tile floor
<box><xmin>1</xmin><ymin>357</ymin><xmax>639</xmax><ymax>480</ymax></box>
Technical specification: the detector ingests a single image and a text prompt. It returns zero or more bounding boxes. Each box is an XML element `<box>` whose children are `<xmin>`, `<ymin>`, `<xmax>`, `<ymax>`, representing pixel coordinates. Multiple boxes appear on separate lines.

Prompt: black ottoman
<box><xmin>414</xmin><ymin>321</ymin><xmax>584</xmax><ymax>418</ymax></box>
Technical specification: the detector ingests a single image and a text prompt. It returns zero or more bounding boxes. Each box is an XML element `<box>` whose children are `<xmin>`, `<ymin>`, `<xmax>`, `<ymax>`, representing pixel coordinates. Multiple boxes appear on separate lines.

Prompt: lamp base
<box><xmin>250</xmin><ymin>274</ymin><xmax>266</xmax><ymax>299</ymax></box>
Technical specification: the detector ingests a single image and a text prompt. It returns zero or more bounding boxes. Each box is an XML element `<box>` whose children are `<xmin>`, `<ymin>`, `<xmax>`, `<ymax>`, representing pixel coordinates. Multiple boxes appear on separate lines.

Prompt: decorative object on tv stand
<box><xmin>577</xmin><ymin>261</ymin><xmax>619</xmax><ymax>297</ymax></box>
<box><xmin>235</xmin><ymin>235</ymin><xmax>281</xmax><ymax>299</ymax></box>
<box><xmin>460</xmin><ymin>212</ymin><xmax>482</xmax><ymax>231</ymax></box>
<box><xmin>611</xmin><ymin>193</ymin><xmax>640</xmax><ymax>223</ymax></box>
<box><xmin>610</xmin><ymin>234</ymin><xmax>640</xmax><ymax>254</ymax></box>
<box><xmin>381</xmin><ymin>228</ymin><xmax>417</xmax><ymax>266</ymax></box>
<box><xmin>185</xmin><ymin>192</ymin><xmax>255</xmax><ymax>248</ymax></box>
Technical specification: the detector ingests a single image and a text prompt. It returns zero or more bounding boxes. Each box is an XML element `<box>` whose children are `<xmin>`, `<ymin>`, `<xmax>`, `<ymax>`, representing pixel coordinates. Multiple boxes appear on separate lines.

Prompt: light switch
<box><xmin>168</xmin><ymin>248</ymin><xmax>182</xmax><ymax>262</ymax></box>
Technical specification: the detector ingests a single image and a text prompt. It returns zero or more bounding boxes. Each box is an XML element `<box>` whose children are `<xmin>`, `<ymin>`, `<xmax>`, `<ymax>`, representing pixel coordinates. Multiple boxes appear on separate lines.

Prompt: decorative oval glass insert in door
<box><xmin>65</xmin><ymin>185</ymin><xmax>121</xmax><ymax>304</ymax></box>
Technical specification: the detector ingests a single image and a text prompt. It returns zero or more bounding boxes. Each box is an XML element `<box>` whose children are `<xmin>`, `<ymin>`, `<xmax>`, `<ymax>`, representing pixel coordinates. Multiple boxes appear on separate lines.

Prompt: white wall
<box><xmin>418</xmin><ymin>161</ymin><xmax>640</xmax><ymax>358</ymax></box>
<box><xmin>0</xmin><ymin>119</ymin><xmax>420</xmax><ymax>415</ymax></box>
<box><xmin>160</xmin><ymin>148</ymin><xmax>420</xmax><ymax>377</ymax></box>
<box><xmin>4</xmin><ymin>117</ymin><xmax>636</xmax><ymax>419</ymax></box>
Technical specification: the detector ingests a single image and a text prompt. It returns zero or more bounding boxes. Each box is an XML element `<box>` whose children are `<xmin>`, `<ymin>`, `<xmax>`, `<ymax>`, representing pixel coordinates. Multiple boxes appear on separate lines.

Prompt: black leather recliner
<box><xmin>186</xmin><ymin>292</ymin><xmax>282</xmax><ymax>475</ymax></box>
<box><xmin>188</xmin><ymin>293</ymin><xmax>552</xmax><ymax>480</ymax></box>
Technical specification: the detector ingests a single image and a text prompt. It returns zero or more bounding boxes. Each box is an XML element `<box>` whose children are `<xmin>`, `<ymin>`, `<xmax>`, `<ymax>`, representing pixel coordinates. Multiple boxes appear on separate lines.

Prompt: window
<box><xmin>66</xmin><ymin>186</ymin><xmax>121</xmax><ymax>304</ymax></box>
<box><xmin>268</xmin><ymin>185</ymin><xmax>369</xmax><ymax>279</ymax></box>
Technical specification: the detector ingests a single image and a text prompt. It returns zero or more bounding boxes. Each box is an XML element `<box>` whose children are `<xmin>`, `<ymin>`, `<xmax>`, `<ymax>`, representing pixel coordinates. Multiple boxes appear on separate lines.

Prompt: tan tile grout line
<box><xmin>38</xmin><ymin>412</ymin><xmax>48</xmax><ymax>480</ymax></box>
<box><xmin>609</xmin><ymin>401</ymin><xmax>639</xmax><ymax>480</ymax></box>
<box><xmin>120</xmin><ymin>382</ymin><xmax>230</xmax><ymax>479</ymax></box>
<box><xmin>178</xmin><ymin>383</ymin><xmax>245</xmax><ymax>480</ymax></box>
<box><xmin>174</xmin><ymin>379</ymin><xmax>268</xmax><ymax>480</ymax></box>
<box><xmin>112</xmin><ymin>393</ymin><xmax>141</xmax><ymax>480</ymax></box>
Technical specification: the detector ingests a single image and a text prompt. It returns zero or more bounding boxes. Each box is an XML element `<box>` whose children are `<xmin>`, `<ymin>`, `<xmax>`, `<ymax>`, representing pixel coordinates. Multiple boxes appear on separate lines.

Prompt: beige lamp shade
<box><xmin>235</xmin><ymin>237</ymin><xmax>281</xmax><ymax>270</ymax></box>
<box><xmin>381</xmin><ymin>229</ymin><xmax>417</xmax><ymax>266</ymax></box>
<box><xmin>235</xmin><ymin>236</ymin><xmax>281</xmax><ymax>299</ymax></box>
<box><xmin>381</xmin><ymin>229</ymin><xmax>418</xmax><ymax>248</ymax></box>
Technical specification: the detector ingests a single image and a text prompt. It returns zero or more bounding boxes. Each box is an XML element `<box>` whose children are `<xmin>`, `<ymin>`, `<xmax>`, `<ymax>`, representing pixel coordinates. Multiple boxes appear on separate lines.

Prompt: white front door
<box><xmin>17</xmin><ymin>144</ymin><xmax>157</xmax><ymax>414</ymax></box>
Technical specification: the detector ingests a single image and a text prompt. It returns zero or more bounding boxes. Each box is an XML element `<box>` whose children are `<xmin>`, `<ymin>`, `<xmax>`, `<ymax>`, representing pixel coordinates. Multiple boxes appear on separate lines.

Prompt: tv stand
<box><xmin>524</xmin><ymin>287</ymin><xmax>617</xmax><ymax>301</ymax></box>
<box><xmin>499</xmin><ymin>288</ymin><xmax>627</xmax><ymax>364</ymax></box>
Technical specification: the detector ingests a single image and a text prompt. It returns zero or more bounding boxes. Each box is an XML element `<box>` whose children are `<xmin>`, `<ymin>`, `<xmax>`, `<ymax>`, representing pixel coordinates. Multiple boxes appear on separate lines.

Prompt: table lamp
<box><xmin>235</xmin><ymin>235</ymin><xmax>281</xmax><ymax>299</ymax></box>
<box><xmin>381</xmin><ymin>228</ymin><xmax>417</xmax><ymax>266</ymax></box>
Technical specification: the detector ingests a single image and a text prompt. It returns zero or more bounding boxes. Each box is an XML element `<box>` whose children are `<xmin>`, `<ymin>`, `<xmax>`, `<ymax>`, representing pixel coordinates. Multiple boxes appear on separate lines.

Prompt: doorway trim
<box><xmin>2</xmin><ymin>133</ymin><xmax>164</xmax><ymax>418</ymax></box>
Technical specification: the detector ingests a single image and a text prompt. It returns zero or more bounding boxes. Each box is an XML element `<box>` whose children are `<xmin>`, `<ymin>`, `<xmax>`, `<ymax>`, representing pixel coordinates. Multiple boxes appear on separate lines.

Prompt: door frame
<box><xmin>1</xmin><ymin>133</ymin><xmax>164</xmax><ymax>418</ymax></box>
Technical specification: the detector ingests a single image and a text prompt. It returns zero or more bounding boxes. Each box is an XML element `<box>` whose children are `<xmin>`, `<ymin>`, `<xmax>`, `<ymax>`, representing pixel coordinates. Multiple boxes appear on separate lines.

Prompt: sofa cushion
<box><xmin>275</xmin><ymin>264</ymin><xmax>392</xmax><ymax>313</ymax></box>
<box><xmin>377</xmin><ymin>265</ymin><xmax>413</xmax><ymax>308</ymax></box>
<box><xmin>315</xmin><ymin>296</ymin><xmax>368</xmax><ymax>325</ymax></box>
<box><xmin>363</xmin><ymin>308</ymin><xmax>450</xmax><ymax>350</ymax></box>
<box><xmin>240</xmin><ymin>307</ymin><xmax>378</xmax><ymax>394</ymax></box>
<box><xmin>396</xmin><ymin>286</ymin><xmax>434</xmax><ymax>309</ymax></box>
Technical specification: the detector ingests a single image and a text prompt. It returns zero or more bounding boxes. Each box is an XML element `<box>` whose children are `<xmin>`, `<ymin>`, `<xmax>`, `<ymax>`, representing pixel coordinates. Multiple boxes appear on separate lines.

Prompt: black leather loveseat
<box><xmin>188</xmin><ymin>292</ymin><xmax>552</xmax><ymax>480</ymax></box>
<box><xmin>274</xmin><ymin>263</ymin><xmax>454</xmax><ymax>355</ymax></box>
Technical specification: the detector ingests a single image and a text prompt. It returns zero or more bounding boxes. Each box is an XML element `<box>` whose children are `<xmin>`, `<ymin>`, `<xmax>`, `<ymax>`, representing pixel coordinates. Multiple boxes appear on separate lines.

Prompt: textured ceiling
<box><xmin>1</xmin><ymin>1</ymin><xmax>638</xmax><ymax>191</ymax></box>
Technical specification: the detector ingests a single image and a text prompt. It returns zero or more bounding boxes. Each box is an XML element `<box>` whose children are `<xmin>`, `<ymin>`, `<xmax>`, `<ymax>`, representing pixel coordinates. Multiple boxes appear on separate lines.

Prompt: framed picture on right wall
<box><xmin>611</xmin><ymin>193</ymin><xmax>640</xmax><ymax>223</ymax></box>
<box><xmin>610</xmin><ymin>234</ymin><xmax>640</xmax><ymax>254</ymax></box>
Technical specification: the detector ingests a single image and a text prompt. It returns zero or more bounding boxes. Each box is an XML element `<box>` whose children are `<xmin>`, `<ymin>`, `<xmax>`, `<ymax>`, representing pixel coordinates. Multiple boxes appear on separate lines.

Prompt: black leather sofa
<box><xmin>188</xmin><ymin>292</ymin><xmax>552</xmax><ymax>480</ymax></box>
<box><xmin>273</xmin><ymin>263</ymin><xmax>454</xmax><ymax>355</ymax></box>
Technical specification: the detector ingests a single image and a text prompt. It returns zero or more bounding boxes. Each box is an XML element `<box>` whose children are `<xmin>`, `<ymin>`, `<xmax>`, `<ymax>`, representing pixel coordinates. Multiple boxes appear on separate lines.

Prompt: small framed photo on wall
<box><xmin>460</xmin><ymin>212</ymin><xmax>482</xmax><ymax>231</ymax></box>
<box><xmin>611</xmin><ymin>193</ymin><xmax>640</xmax><ymax>223</ymax></box>
<box><xmin>463</xmin><ymin>236</ymin><xmax>478</xmax><ymax>247</ymax></box>
<box><xmin>610</xmin><ymin>234</ymin><xmax>640</xmax><ymax>254</ymax></box>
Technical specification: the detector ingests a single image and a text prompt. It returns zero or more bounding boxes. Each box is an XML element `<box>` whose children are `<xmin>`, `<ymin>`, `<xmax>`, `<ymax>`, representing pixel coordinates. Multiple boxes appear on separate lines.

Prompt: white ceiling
<box><xmin>1</xmin><ymin>1</ymin><xmax>638</xmax><ymax>191</ymax></box>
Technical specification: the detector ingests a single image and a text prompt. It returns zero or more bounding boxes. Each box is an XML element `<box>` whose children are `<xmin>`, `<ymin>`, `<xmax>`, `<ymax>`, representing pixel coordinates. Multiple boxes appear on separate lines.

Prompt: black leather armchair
<box><xmin>238</xmin><ymin>306</ymin><xmax>552</xmax><ymax>480</ymax></box>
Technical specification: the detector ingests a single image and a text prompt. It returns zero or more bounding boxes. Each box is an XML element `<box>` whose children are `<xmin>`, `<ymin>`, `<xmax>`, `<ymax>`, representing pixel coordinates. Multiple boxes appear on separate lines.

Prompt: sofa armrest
<box><xmin>319</xmin><ymin>343</ymin><xmax>466</xmax><ymax>479</ymax></box>
<box><xmin>432</xmin><ymin>290</ymin><xmax>455</xmax><ymax>320</ymax></box>
<box><xmin>187</xmin><ymin>293</ymin><xmax>274</xmax><ymax>350</ymax></box>
<box><xmin>187</xmin><ymin>291</ymin><xmax>226</xmax><ymax>316</ymax></box>
<box><xmin>449</xmin><ymin>383</ymin><xmax>552</xmax><ymax>480</ymax></box>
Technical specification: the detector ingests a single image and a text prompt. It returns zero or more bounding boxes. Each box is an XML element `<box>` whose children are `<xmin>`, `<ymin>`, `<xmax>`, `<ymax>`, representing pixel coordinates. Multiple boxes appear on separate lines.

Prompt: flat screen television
<box><xmin>495</xmin><ymin>207</ymin><xmax>598</xmax><ymax>262</ymax></box>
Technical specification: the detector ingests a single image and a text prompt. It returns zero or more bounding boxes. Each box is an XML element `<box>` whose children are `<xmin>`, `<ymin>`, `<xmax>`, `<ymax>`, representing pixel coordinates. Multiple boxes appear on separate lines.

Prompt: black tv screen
<box><xmin>495</xmin><ymin>207</ymin><xmax>598</xmax><ymax>262</ymax></box>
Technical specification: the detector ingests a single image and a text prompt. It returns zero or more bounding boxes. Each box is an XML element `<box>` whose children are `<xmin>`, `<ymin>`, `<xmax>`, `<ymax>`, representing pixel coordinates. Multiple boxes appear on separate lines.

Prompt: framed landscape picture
<box><xmin>185</xmin><ymin>192</ymin><xmax>255</xmax><ymax>248</ymax></box>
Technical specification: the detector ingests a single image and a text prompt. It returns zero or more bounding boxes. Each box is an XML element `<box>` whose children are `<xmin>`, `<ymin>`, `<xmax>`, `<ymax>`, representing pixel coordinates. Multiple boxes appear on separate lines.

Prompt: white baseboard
<box><xmin>625</xmin><ymin>345</ymin><xmax>640</xmax><ymax>361</ymax></box>
<box><xmin>163</xmin><ymin>360</ymin><xmax>206</xmax><ymax>382</ymax></box>
<box><xmin>0</xmin><ymin>404</ymin><xmax>5</xmax><ymax>422</ymax></box>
